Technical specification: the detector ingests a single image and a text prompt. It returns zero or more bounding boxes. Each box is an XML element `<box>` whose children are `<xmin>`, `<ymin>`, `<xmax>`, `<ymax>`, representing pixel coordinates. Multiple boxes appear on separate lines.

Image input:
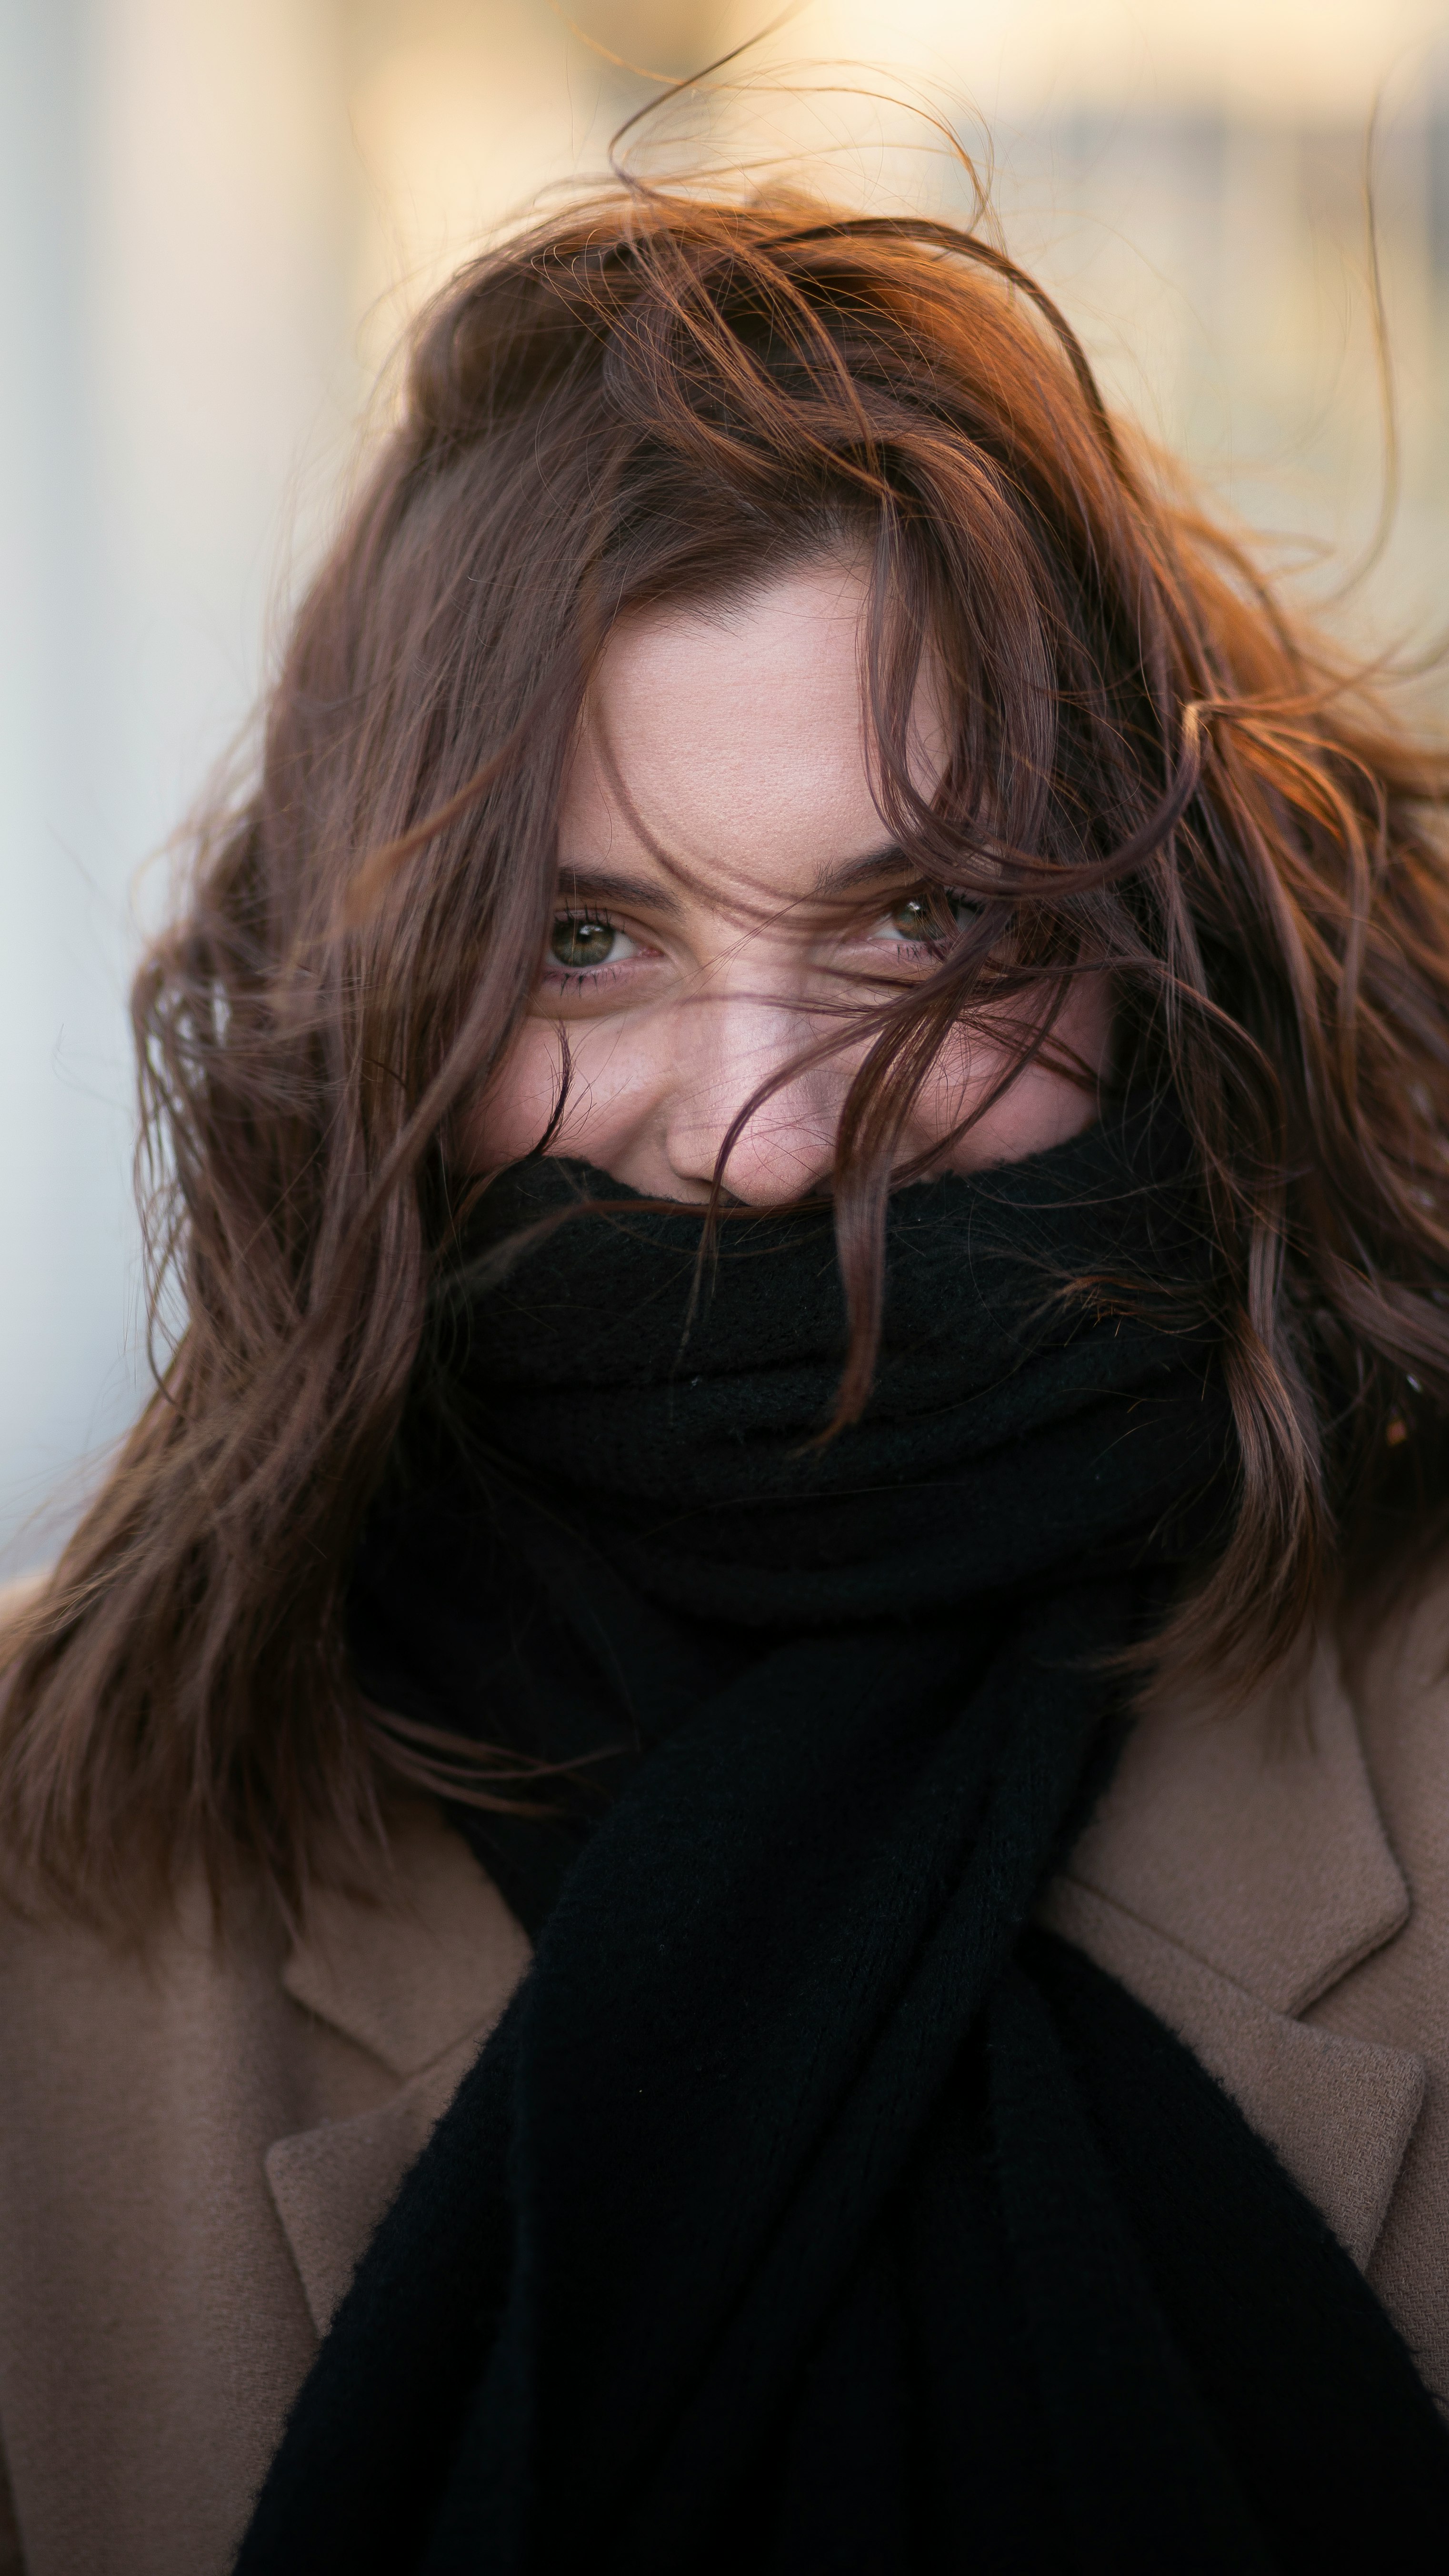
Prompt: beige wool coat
<box><xmin>2</xmin><ymin>1572</ymin><xmax>1449</xmax><ymax>2575</ymax></box>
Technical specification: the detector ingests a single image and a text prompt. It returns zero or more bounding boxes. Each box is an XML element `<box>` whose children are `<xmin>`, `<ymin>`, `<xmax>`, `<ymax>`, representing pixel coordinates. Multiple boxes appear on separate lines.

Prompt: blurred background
<box><xmin>4</xmin><ymin>0</ymin><xmax>1449</xmax><ymax>1574</ymax></box>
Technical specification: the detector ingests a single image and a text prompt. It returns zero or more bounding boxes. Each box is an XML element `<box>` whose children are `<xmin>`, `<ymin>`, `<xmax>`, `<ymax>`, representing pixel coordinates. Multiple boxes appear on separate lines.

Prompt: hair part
<box><xmin>7</xmin><ymin>182</ymin><xmax>1449</xmax><ymax>1927</ymax></box>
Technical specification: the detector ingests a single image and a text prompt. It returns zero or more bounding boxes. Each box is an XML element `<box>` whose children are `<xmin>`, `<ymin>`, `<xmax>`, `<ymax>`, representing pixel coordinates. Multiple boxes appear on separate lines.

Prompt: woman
<box><xmin>4</xmin><ymin>185</ymin><xmax>1449</xmax><ymax>2575</ymax></box>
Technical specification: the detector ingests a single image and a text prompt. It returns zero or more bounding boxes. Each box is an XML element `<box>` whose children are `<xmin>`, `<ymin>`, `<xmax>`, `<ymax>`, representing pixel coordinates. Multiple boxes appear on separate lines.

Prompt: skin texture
<box><xmin>466</xmin><ymin>558</ymin><xmax>1111</xmax><ymax>1203</ymax></box>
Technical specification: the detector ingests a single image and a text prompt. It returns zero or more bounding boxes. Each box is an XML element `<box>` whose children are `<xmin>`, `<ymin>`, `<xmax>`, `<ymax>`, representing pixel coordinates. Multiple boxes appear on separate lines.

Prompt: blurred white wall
<box><xmin>1</xmin><ymin>0</ymin><xmax>358</xmax><ymax>1571</ymax></box>
<box><xmin>3</xmin><ymin>0</ymin><xmax>1449</xmax><ymax>1573</ymax></box>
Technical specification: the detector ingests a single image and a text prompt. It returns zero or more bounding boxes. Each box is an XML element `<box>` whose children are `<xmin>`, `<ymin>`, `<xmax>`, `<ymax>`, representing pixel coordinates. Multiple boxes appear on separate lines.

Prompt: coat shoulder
<box><xmin>0</xmin><ymin>1798</ymin><xmax>528</xmax><ymax>2576</ymax></box>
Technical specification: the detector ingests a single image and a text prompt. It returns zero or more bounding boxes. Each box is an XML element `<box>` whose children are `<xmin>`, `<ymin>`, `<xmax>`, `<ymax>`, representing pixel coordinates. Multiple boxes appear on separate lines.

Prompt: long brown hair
<box><xmin>8</xmin><ymin>183</ymin><xmax>1449</xmax><ymax>1924</ymax></box>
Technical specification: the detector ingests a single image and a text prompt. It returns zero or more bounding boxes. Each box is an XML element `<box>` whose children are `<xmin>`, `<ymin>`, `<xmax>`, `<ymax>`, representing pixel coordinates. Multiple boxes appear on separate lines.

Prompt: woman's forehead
<box><xmin>560</xmin><ymin>562</ymin><xmax>947</xmax><ymax>902</ymax></box>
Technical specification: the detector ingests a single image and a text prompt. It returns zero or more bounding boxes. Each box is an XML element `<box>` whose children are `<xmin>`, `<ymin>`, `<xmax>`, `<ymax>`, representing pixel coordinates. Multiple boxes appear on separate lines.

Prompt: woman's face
<box><xmin>466</xmin><ymin>558</ymin><xmax>1110</xmax><ymax>1204</ymax></box>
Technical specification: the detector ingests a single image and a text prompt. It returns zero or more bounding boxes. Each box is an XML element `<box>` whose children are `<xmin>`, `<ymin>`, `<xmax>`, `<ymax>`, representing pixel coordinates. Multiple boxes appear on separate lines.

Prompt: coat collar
<box><xmin>1066</xmin><ymin>1636</ymin><xmax>1410</xmax><ymax>2017</ymax></box>
<box><xmin>279</xmin><ymin>1800</ymin><xmax>530</xmax><ymax>2079</ymax></box>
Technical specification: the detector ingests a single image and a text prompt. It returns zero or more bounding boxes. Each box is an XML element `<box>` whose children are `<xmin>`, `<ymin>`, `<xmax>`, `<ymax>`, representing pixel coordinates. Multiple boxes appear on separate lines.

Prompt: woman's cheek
<box><xmin>919</xmin><ymin>981</ymin><xmax>1113</xmax><ymax>1172</ymax></box>
<box><xmin>465</xmin><ymin>1022</ymin><xmax>574</xmax><ymax>1172</ymax></box>
<box><xmin>466</xmin><ymin>1013</ymin><xmax>669</xmax><ymax>1175</ymax></box>
<box><xmin>946</xmin><ymin>1054</ymin><xmax>1102</xmax><ymax>1169</ymax></box>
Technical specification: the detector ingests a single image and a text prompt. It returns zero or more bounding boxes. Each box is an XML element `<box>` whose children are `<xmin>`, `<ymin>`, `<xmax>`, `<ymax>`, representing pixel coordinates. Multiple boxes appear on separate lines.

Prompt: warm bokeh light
<box><xmin>4</xmin><ymin>0</ymin><xmax>1449</xmax><ymax>1570</ymax></box>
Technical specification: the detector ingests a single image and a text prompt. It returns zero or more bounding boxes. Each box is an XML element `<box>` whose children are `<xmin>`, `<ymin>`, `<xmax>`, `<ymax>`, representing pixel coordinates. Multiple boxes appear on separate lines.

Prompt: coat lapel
<box><xmin>265</xmin><ymin>2034</ymin><xmax>487</xmax><ymax>2334</ymax></box>
<box><xmin>1040</xmin><ymin>1639</ymin><xmax>1426</xmax><ymax>2270</ymax></box>
<box><xmin>265</xmin><ymin>1804</ymin><xmax>531</xmax><ymax>2333</ymax></box>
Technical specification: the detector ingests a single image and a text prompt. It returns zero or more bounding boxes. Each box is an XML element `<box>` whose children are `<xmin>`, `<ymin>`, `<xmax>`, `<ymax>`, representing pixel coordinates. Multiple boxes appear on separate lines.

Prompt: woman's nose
<box><xmin>660</xmin><ymin>991</ymin><xmax>847</xmax><ymax>1205</ymax></box>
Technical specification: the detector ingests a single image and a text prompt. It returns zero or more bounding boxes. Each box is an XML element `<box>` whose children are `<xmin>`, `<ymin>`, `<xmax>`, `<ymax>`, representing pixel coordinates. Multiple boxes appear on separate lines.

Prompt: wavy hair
<box><xmin>7</xmin><ymin>184</ymin><xmax>1449</xmax><ymax>1922</ymax></box>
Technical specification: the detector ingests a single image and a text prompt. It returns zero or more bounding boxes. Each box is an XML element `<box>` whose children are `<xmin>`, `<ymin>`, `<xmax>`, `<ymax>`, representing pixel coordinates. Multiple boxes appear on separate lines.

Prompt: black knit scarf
<box><xmin>236</xmin><ymin>1106</ymin><xmax>1449</xmax><ymax>2575</ymax></box>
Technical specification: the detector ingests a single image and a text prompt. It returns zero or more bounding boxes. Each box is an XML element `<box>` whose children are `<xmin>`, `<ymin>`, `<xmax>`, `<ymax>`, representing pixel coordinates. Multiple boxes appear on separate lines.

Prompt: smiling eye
<box><xmin>548</xmin><ymin>914</ymin><xmax>637</xmax><ymax>972</ymax></box>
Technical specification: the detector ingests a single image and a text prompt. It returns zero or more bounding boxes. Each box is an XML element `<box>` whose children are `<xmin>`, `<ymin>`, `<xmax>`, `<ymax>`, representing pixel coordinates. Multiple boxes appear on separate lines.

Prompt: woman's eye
<box><xmin>547</xmin><ymin>914</ymin><xmax>639</xmax><ymax>974</ymax></box>
<box><xmin>886</xmin><ymin>894</ymin><xmax>936</xmax><ymax>941</ymax></box>
<box><xmin>873</xmin><ymin>891</ymin><xmax>977</xmax><ymax>945</ymax></box>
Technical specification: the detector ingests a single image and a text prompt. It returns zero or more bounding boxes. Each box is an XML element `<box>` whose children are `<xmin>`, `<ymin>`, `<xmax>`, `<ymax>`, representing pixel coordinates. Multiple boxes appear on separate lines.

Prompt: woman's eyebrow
<box><xmin>809</xmin><ymin>845</ymin><xmax>912</xmax><ymax>899</ymax></box>
<box><xmin>554</xmin><ymin>850</ymin><xmax>912</xmax><ymax>920</ymax></box>
<box><xmin>555</xmin><ymin>866</ymin><xmax>685</xmax><ymax>919</ymax></box>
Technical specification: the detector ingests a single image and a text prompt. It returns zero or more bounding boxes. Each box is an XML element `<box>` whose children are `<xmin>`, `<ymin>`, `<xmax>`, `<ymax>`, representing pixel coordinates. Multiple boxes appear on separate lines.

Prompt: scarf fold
<box><xmin>237</xmin><ymin>1106</ymin><xmax>1449</xmax><ymax>2574</ymax></box>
